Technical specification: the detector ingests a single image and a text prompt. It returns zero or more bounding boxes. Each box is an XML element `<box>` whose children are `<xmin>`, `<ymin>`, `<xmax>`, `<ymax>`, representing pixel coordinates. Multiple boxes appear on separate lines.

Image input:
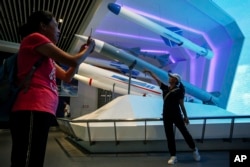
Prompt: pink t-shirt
<box><xmin>12</xmin><ymin>33</ymin><xmax>58</xmax><ymax>115</ymax></box>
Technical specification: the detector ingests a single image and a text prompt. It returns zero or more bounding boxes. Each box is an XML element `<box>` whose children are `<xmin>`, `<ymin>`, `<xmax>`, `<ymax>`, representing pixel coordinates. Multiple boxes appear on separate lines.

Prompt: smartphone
<box><xmin>87</xmin><ymin>28</ymin><xmax>92</xmax><ymax>45</ymax></box>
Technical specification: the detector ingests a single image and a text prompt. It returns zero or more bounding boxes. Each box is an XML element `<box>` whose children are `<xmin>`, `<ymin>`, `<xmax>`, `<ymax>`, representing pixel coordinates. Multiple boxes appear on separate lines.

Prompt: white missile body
<box><xmin>107</xmin><ymin>3</ymin><xmax>213</xmax><ymax>59</ymax></box>
<box><xmin>74</xmin><ymin>63</ymin><xmax>162</xmax><ymax>97</ymax></box>
<box><xmin>74</xmin><ymin>74</ymin><xmax>143</xmax><ymax>96</ymax></box>
<box><xmin>75</xmin><ymin>34</ymin><xmax>219</xmax><ymax>105</ymax></box>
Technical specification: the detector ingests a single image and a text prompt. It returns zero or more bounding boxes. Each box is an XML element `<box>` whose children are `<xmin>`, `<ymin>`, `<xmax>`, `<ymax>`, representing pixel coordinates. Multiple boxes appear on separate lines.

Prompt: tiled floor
<box><xmin>0</xmin><ymin>128</ymin><xmax>231</xmax><ymax>167</ymax></box>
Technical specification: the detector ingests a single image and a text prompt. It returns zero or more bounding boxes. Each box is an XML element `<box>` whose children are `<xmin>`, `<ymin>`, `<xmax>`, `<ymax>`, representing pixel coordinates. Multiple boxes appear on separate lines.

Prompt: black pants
<box><xmin>10</xmin><ymin>111</ymin><xmax>54</xmax><ymax>167</ymax></box>
<box><xmin>163</xmin><ymin>113</ymin><xmax>195</xmax><ymax>156</ymax></box>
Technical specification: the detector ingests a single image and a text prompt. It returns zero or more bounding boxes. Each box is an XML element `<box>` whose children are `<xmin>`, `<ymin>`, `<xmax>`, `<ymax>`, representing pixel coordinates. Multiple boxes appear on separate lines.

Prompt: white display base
<box><xmin>58</xmin><ymin>95</ymin><xmax>250</xmax><ymax>142</ymax></box>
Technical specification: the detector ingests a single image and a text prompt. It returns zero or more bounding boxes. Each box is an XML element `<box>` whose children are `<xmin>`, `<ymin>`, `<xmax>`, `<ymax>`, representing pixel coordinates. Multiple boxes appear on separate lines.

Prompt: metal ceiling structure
<box><xmin>0</xmin><ymin>0</ymin><xmax>98</xmax><ymax>53</ymax></box>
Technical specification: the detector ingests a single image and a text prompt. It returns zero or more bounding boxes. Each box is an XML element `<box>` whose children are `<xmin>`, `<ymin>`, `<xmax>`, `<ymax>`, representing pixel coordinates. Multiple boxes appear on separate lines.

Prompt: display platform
<box><xmin>57</xmin><ymin>95</ymin><xmax>250</xmax><ymax>142</ymax></box>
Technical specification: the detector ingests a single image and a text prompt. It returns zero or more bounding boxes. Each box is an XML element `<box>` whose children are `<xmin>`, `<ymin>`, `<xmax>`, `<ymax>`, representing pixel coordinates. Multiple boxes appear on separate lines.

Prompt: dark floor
<box><xmin>0</xmin><ymin>128</ymin><xmax>236</xmax><ymax>167</ymax></box>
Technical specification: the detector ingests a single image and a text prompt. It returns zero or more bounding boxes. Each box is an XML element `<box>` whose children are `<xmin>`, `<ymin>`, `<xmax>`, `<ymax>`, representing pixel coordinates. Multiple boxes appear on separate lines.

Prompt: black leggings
<box><xmin>163</xmin><ymin>114</ymin><xmax>196</xmax><ymax>156</ymax></box>
<box><xmin>10</xmin><ymin>111</ymin><xmax>54</xmax><ymax>167</ymax></box>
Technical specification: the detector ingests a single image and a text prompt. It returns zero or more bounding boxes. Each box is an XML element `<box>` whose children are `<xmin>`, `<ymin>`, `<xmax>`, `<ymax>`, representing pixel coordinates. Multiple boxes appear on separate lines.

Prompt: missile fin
<box><xmin>161</xmin><ymin>27</ymin><xmax>183</xmax><ymax>47</ymax></box>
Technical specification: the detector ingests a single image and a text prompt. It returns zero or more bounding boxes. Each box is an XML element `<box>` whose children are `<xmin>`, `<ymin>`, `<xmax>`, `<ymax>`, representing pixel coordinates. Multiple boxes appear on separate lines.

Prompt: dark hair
<box><xmin>19</xmin><ymin>11</ymin><xmax>54</xmax><ymax>38</ymax></box>
<box><xmin>178</xmin><ymin>82</ymin><xmax>185</xmax><ymax>94</ymax></box>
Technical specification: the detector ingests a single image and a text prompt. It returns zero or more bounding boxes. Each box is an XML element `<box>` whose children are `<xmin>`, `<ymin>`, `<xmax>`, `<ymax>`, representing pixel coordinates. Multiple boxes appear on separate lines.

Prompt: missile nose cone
<box><xmin>108</xmin><ymin>3</ymin><xmax>121</xmax><ymax>15</ymax></box>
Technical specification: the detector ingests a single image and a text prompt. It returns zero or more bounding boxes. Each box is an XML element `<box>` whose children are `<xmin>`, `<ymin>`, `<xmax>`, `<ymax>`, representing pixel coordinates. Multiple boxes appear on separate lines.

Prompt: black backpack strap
<box><xmin>163</xmin><ymin>87</ymin><xmax>179</xmax><ymax>101</ymax></box>
<box><xmin>21</xmin><ymin>56</ymin><xmax>45</xmax><ymax>93</ymax></box>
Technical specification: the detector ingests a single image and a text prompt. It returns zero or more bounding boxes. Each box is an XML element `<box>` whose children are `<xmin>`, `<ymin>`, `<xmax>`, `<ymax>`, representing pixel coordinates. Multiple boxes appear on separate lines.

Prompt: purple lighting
<box><xmin>96</xmin><ymin>30</ymin><xmax>169</xmax><ymax>54</ymax></box>
<box><xmin>98</xmin><ymin>3</ymin><xmax>220</xmax><ymax>92</ymax></box>
<box><xmin>123</xmin><ymin>5</ymin><xmax>218</xmax><ymax>91</ymax></box>
<box><xmin>124</xmin><ymin>5</ymin><xmax>214</xmax><ymax>48</ymax></box>
<box><xmin>140</xmin><ymin>49</ymin><xmax>169</xmax><ymax>54</ymax></box>
<box><xmin>96</xmin><ymin>30</ymin><xmax>162</xmax><ymax>42</ymax></box>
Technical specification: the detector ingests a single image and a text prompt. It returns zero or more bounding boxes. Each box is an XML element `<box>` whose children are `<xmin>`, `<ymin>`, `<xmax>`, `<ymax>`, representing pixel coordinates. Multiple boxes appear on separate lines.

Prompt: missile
<box><xmin>74</xmin><ymin>63</ymin><xmax>162</xmax><ymax>97</ymax></box>
<box><xmin>75</xmin><ymin>34</ymin><xmax>219</xmax><ymax>105</ymax></box>
<box><xmin>107</xmin><ymin>3</ymin><xmax>213</xmax><ymax>59</ymax></box>
<box><xmin>74</xmin><ymin>74</ymin><xmax>143</xmax><ymax>96</ymax></box>
<box><xmin>84</xmin><ymin>57</ymin><xmax>153</xmax><ymax>80</ymax></box>
<box><xmin>75</xmin><ymin>34</ymin><xmax>169</xmax><ymax>85</ymax></box>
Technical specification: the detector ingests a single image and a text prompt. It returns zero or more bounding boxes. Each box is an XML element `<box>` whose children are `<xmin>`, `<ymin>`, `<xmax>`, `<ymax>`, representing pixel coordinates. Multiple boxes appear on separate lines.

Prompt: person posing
<box><xmin>10</xmin><ymin>11</ymin><xmax>95</xmax><ymax>167</ymax></box>
<box><xmin>144</xmin><ymin>70</ymin><xmax>200</xmax><ymax>165</ymax></box>
<box><xmin>64</xmin><ymin>101</ymin><xmax>71</xmax><ymax>118</ymax></box>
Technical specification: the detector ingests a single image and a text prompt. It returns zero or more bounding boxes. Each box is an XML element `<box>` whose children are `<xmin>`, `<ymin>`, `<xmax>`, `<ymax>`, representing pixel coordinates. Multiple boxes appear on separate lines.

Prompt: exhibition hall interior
<box><xmin>0</xmin><ymin>0</ymin><xmax>250</xmax><ymax>166</ymax></box>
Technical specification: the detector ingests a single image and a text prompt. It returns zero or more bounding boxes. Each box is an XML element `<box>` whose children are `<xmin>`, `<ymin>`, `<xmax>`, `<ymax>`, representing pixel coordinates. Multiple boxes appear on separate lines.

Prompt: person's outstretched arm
<box><xmin>143</xmin><ymin>70</ymin><xmax>161</xmax><ymax>86</ymax></box>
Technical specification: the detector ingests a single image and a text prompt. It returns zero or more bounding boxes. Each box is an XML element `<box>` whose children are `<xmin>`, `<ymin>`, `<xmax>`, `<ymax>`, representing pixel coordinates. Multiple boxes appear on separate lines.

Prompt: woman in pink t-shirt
<box><xmin>10</xmin><ymin>11</ymin><xmax>95</xmax><ymax>167</ymax></box>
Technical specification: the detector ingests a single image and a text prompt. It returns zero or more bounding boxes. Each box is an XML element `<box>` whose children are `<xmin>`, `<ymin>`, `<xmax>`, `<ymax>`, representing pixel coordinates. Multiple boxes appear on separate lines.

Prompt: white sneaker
<box><xmin>168</xmin><ymin>156</ymin><xmax>177</xmax><ymax>164</ymax></box>
<box><xmin>193</xmin><ymin>148</ymin><xmax>201</xmax><ymax>161</ymax></box>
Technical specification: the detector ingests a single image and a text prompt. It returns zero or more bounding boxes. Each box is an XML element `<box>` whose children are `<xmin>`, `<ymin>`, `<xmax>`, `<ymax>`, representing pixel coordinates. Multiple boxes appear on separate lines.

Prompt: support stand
<box><xmin>128</xmin><ymin>60</ymin><xmax>137</xmax><ymax>94</ymax></box>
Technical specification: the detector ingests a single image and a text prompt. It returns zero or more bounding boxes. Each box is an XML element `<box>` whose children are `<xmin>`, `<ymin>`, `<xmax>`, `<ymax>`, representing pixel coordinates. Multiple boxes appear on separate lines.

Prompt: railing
<box><xmin>57</xmin><ymin>115</ymin><xmax>250</xmax><ymax>145</ymax></box>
